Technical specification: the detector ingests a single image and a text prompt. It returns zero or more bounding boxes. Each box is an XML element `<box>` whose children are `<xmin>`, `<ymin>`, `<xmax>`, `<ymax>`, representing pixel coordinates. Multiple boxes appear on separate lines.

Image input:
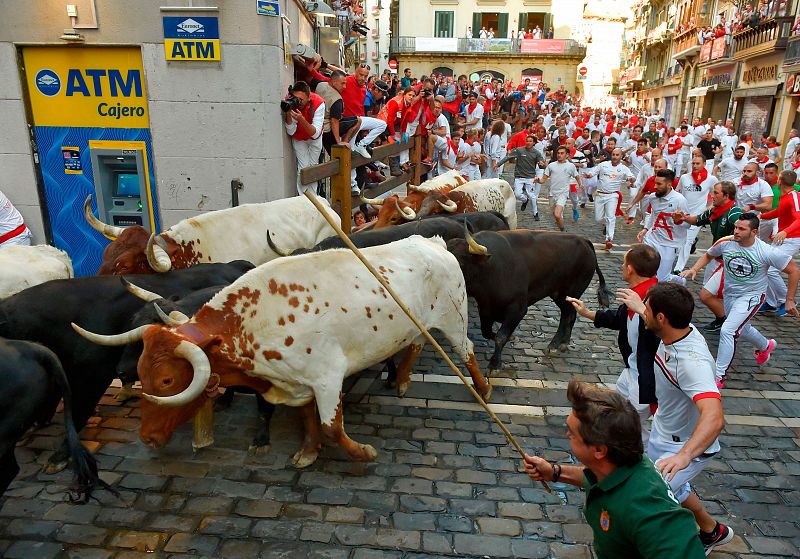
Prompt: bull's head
<box><xmin>370</xmin><ymin>195</ymin><xmax>417</xmax><ymax>228</ymax></box>
<box><xmin>417</xmin><ymin>192</ymin><xmax>457</xmax><ymax>218</ymax></box>
<box><xmin>446</xmin><ymin>226</ymin><xmax>491</xmax><ymax>277</ymax></box>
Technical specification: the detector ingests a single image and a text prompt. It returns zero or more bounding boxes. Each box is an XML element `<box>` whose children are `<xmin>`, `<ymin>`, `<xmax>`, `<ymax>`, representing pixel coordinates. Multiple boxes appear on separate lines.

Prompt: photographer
<box><xmin>398</xmin><ymin>78</ymin><xmax>437</xmax><ymax>172</ymax></box>
<box><xmin>283</xmin><ymin>81</ymin><xmax>325</xmax><ymax>195</ymax></box>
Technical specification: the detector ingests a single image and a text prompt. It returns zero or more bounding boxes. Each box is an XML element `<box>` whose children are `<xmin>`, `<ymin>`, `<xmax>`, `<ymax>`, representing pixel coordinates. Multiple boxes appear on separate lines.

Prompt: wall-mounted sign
<box><xmin>62</xmin><ymin>146</ymin><xmax>82</xmax><ymax>174</ymax></box>
<box><xmin>701</xmin><ymin>73</ymin><xmax>731</xmax><ymax>87</ymax></box>
<box><xmin>163</xmin><ymin>16</ymin><xmax>221</xmax><ymax>61</ymax></box>
<box><xmin>742</xmin><ymin>64</ymin><xmax>777</xmax><ymax>84</ymax></box>
<box><xmin>786</xmin><ymin>73</ymin><xmax>800</xmax><ymax>95</ymax></box>
<box><xmin>257</xmin><ymin>0</ymin><xmax>280</xmax><ymax>16</ymax></box>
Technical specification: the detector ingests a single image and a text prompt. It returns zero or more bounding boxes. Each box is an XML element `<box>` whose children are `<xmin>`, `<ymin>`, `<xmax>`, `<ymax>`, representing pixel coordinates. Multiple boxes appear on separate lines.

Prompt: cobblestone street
<box><xmin>2</xmin><ymin>189</ymin><xmax>799</xmax><ymax>559</ymax></box>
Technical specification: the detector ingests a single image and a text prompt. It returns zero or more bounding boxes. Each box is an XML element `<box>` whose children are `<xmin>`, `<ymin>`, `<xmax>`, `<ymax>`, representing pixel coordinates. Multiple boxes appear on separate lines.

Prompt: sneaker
<box><xmin>703</xmin><ymin>316</ymin><xmax>726</xmax><ymax>333</ymax></box>
<box><xmin>588</xmin><ymin>194</ymin><xmax>594</xmax><ymax>202</ymax></box>
<box><xmin>534</xmin><ymin>213</ymin><xmax>540</xmax><ymax>221</ymax></box>
<box><xmin>605</xmin><ymin>240</ymin><xmax>613</xmax><ymax>250</ymax></box>
<box><xmin>373</xmin><ymin>161</ymin><xmax>388</xmax><ymax>170</ymax></box>
<box><xmin>573</xmin><ymin>208</ymin><xmax>580</xmax><ymax>222</ymax></box>
<box><xmin>775</xmin><ymin>303</ymin><xmax>787</xmax><ymax>317</ymax></box>
<box><xmin>521</xmin><ymin>200</ymin><xmax>528</xmax><ymax>211</ymax></box>
<box><xmin>352</xmin><ymin>143</ymin><xmax>371</xmax><ymax>159</ymax></box>
<box><xmin>753</xmin><ymin>339</ymin><xmax>777</xmax><ymax>365</ymax></box>
<box><xmin>716</xmin><ymin>378</ymin><xmax>725</xmax><ymax>390</ymax></box>
<box><xmin>758</xmin><ymin>302</ymin><xmax>777</xmax><ymax>313</ymax></box>
<box><xmin>700</xmin><ymin>522</ymin><xmax>734</xmax><ymax>556</ymax></box>
<box><xmin>351</xmin><ymin>184</ymin><xmax>361</xmax><ymax>195</ymax></box>
<box><xmin>580</xmin><ymin>202</ymin><xmax>586</xmax><ymax>208</ymax></box>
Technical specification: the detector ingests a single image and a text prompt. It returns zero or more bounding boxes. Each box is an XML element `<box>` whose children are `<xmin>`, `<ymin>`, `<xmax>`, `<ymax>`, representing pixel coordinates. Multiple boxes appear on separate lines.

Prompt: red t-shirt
<box><xmin>342</xmin><ymin>75</ymin><xmax>366</xmax><ymax>118</ymax></box>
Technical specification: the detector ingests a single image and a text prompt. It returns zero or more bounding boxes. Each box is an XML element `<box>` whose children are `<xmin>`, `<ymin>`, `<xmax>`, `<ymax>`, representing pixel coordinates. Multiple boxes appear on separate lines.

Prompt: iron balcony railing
<box><xmin>389</xmin><ymin>36</ymin><xmax>587</xmax><ymax>56</ymax></box>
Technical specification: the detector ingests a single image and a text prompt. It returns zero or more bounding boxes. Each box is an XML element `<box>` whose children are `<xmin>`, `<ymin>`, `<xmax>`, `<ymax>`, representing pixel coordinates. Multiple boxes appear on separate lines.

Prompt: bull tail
<box><xmin>586</xmin><ymin>240</ymin><xmax>612</xmax><ymax>308</ymax></box>
<box><xmin>38</xmin><ymin>347</ymin><xmax>116</xmax><ymax>504</ymax></box>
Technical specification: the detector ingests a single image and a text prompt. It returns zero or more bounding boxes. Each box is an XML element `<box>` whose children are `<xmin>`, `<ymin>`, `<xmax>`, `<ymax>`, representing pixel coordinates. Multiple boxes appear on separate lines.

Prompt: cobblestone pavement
<box><xmin>2</xmin><ymin>178</ymin><xmax>799</xmax><ymax>559</ymax></box>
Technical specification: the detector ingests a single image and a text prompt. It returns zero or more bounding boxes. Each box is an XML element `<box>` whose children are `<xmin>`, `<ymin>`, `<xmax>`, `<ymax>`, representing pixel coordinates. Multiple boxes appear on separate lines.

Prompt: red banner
<box><xmin>699</xmin><ymin>41</ymin><xmax>712</xmax><ymax>62</ymax></box>
<box><xmin>520</xmin><ymin>39</ymin><xmax>565</xmax><ymax>54</ymax></box>
<box><xmin>711</xmin><ymin>37</ymin><xmax>726</xmax><ymax>60</ymax></box>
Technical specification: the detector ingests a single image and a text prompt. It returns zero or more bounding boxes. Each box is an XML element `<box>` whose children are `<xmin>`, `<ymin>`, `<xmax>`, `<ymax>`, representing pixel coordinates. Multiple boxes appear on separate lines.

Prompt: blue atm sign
<box><xmin>163</xmin><ymin>16</ymin><xmax>220</xmax><ymax>61</ymax></box>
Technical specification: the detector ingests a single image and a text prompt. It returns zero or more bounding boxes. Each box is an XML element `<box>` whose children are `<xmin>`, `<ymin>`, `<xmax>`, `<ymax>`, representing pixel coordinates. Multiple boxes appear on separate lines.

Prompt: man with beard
<box><xmin>714</xmin><ymin>144</ymin><xmax>748</xmax><ymax>182</ymax></box>
<box><xmin>736</xmin><ymin>162</ymin><xmax>774</xmax><ymax>241</ymax></box>
<box><xmin>594</xmin><ymin>148</ymin><xmax>636</xmax><ymax>250</ymax></box>
<box><xmin>637</xmin><ymin>168</ymin><xmax>689</xmax><ymax>282</ymax></box>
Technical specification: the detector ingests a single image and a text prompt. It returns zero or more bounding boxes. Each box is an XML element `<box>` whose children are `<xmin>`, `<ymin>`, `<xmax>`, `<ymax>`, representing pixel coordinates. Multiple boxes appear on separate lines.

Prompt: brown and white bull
<box><xmin>0</xmin><ymin>245</ymin><xmax>74</xmax><ymax>299</ymax></box>
<box><xmin>415</xmin><ymin>179</ymin><xmax>517</xmax><ymax>228</ymax></box>
<box><xmin>85</xmin><ymin>195</ymin><xmax>339</xmax><ymax>275</ymax></box>
<box><xmin>72</xmin><ymin>236</ymin><xmax>492</xmax><ymax>467</ymax></box>
<box><xmin>364</xmin><ymin>169</ymin><xmax>467</xmax><ymax>228</ymax></box>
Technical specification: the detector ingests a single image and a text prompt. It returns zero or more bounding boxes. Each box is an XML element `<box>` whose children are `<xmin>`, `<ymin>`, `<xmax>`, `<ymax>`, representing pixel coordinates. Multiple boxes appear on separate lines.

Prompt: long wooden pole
<box><xmin>304</xmin><ymin>190</ymin><xmax>551</xmax><ymax>493</ymax></box>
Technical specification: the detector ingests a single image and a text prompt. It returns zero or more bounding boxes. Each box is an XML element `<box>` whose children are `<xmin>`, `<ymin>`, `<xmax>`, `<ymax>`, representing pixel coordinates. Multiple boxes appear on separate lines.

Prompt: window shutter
<box><xmin>544</xmin><ymin>13</ymin><xmax>552</xmax><ymax>35</ymax></box>
<box><xmin>498</xmin><ymin>13</ymin><xmax>508</xmax><ymax>38</ymax></box>
<box><xmin>519</xmin><ymin>13</ymin><xmax>528</xmax><ymax>32</ymax></box>
<box><xmin>472</xmin><ymin>13</ymin><xmax>482</xmax><ymax>38</ymax></box>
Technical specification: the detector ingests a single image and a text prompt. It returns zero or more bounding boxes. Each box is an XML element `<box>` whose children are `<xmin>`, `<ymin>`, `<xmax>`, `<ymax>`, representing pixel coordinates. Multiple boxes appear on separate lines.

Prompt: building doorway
<box><xmin>472</xmin><ymin>13</ymin><xmax>509</xmax><ymax>37</ymax></box>
<box><xmin>517</xmin><ymin>13</ymin><xmax>551</xmax><ymax>35</ymax></box>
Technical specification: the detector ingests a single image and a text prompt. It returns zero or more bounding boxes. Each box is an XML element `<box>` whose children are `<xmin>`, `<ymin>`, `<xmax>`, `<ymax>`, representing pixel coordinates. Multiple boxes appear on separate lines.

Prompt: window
<box><xmin>471</xmin><ymin>12</ymin><xmax>509</xmax><ymax>37</ymax></box>
<box><xmin>434</xmin><ymin>11</ymin><xmax>454</xmax><ymax>37</ymax></box>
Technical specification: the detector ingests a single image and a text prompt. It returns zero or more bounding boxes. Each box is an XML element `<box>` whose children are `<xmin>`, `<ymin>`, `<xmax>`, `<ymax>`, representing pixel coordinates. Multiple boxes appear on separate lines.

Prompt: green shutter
<box><xmin>543</xmin><ymin>13</ymin><xmax>552</xmax><ymax>36</ymax></box>
<box><xmin>472</xmin><ymin>13</ymin><xmax>481</xmax><ymax>38</ymax></box>
<box><xmin>498</xmin><ymin>13</ymin><xmax>508</xmax><ymax>38</ymax></box>
<box><xmin>518</xmin><ymin>13</ymin><xmax>528</xmax><ymax>33</ymax></box>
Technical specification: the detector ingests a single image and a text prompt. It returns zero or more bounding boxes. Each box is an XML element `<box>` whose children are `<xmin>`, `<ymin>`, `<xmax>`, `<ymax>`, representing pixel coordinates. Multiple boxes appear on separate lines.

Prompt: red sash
<box><xmin>0</xmin><ymin>224</ymin><xmax>26</xmax><ymax>244</ymax></box>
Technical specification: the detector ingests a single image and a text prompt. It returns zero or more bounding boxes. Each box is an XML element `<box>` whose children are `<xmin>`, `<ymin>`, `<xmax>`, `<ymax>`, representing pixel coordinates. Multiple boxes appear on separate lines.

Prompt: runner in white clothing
<box><xmin>638</xmin><ymin>168</ymin><xmax>690</xmax><ymax>283</ymax></box>
<box><xmin>675</xmin><ymin>155</ymin><xmax>718</xmax><ymax>271</ymax></box>
<box><xmin>713</xmin><ymin>145</ymin><xmax>747</xmax><ymax>182</ymax></box>
<box><xmin>594</xmin><ymin>149</ymin><xmax>635</xmax><ymax>249</ymax></box>
<box><xmin>736</xmin><ymin>162</ymin><xmax>774</xmax><ymax>241</ymax></box>
<box><xmin>0</xmin><ymin>189</ymin><xmax>32</xmax><ymax>246</ymax></box>
<box><xmin>626</xmin><ymin>138</ymin><xmax>652</xmax><ymax>223</ymax></box>
<box><xmin>783</xmin><ymin>130</ymin><xmax>800</xmax><ymax>170</ymax></box>
<box><xmin>617</xmin><ymin>282</ymin><xmax>734</xmax><ymax>555</ymax></box>
<box><xmin>682</xmin><ymin>212</ymin><xmax>799</xmax><ymax>386</ymax></box>
<box><xmin>541</xmin><ymin>146</ymin><xmax>581</xmax><ymax>231</ymax></box>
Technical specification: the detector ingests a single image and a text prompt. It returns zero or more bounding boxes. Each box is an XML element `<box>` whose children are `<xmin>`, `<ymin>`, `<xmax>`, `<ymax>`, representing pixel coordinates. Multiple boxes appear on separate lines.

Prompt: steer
<box><xmin>0</xmin><ymin>338</ymin><xmax>111</xmax><ymax>502</ymax></box>
<box><xmin>77</xmin><ymin>237</ymin><xmax>492</xmax><ymax>469</ymax></box>
<box><xmin>447</xmin><ymin>229</ymin><xmax>611</xmax><ymax>369</ymax></box>
<box><xmin>85</xmin><ymin>194</ymin><xmax>338</xmax><ymax>274</ymax></box>
<box><xmin>270</xmin><ymin>212</ymin><xmax>510</xmax><ymax>256</ymax></box>
<box><xmin>366</xmin><ymin>169</ymin><xmax>467</xmax><ymax>228</ymax></box>
<box><xmin>0</xmin><ymin>245</ymin><xmax>73</xmax><ymax>299</ymax></box>
<box><xmin>0</xmin><ymin>261</ymin><xmax>254</xmax><ymax>471</ymax></box>
<box><xmin>416</xmin><ymin>179</ymin><xmax>518</xmax><ymax>228</ymax></box>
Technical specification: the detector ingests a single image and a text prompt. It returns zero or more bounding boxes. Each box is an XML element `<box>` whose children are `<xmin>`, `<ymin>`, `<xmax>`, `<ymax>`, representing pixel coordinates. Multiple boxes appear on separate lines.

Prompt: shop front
<box><xmin>781</xmin><ymin>71</ymin><xmax>800</xmax><ymax>138</ymax></box>
<box><xmin>687</xmin><ymin>65</ymin><xmax>734</xmax><ymax>122</ymax></box>
<box><xmin>733</xmin><ymin>54</ymin><xmax>784</xmax><ymax>136</ymax></box>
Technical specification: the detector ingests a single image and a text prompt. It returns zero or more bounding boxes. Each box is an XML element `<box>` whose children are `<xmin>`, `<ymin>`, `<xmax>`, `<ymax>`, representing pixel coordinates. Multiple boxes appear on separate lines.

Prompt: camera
<box><xmin>422</xmin><ymin>88</ymin><xmax>433</xmax><ymax>96</ymax></box>
<box><xmin>280</xmin><ymin>85</ymin><xmax>301</xmax><ymax>112</ymax></box>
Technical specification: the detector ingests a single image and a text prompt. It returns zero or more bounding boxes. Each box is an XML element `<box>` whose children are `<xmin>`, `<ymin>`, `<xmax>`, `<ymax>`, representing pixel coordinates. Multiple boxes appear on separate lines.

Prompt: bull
<box><xmin>85</xmin><ymin>194</ymin><xmax>338</xmax><ymax>275</ymax></box>
<box><xmin>0</xmin><ymin>245</ymin><xmax>73</xmax><ymax>299</ymax></box>
<box><xmin>0</xmin><ymin>338</ymin><xmax>111</xmax><ymax>502</ymax></box>
<box><xmin>74</xmin><ymin>237</ymin><xmax>492</xmax><ymax>468</ymax></box>
<box><xmin>0</xmin><ymin>261</ymin><xmax>254</xmax><ymax>471</ymax></box>
<box><xmin>415</xmin><ymin>179</ymin><xmax>518</xmax><ymax>228</ymax></box>
<box><xmin>366</xmin><ymin>169</ymin><xmax>467</xmax><ymax>228</ymax></box>
<box><xmin>447</xmin><ymin>229</ymin><xmax>611</xmax><ymax>370</ymax></box>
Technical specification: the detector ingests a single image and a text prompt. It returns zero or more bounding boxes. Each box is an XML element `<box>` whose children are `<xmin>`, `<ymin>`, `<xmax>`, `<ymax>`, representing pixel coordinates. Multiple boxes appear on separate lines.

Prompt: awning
<box><xmin>734</xmin><ymin>85</ymin><xmax>779</xmax><ymax>99</ymax></box>
<box><xmin>687</xmin><ymin>85</ymin><xmax>712</xmax><ymax>97</ymax></box>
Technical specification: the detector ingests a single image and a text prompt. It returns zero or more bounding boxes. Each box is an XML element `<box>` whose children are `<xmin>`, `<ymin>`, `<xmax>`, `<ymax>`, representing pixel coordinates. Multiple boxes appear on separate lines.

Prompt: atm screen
<box><xmin>115</xmin><ymin>173</ymin><xmax>140</xmax><ymax>197</ymax></box>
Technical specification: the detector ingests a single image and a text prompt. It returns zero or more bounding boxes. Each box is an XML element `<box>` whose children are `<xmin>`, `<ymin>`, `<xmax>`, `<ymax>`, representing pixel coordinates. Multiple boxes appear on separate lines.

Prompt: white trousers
<box><xmin>350</xmin><ymin>117</ymin><xmax>388</xmax><ymax>186</ymax></box>
<box><xmin>583</xmin><ymin>175</ymin><xmax>597</xmax><ymax>197</ymax></box>
<box><xmin>616</xmin><ymin>367</ymin><xmax>651</xmax><ymax>445</ymax></box>
<box><xmin>717</xmin><ymin>293</ymin><xmax>769</xmax><ymax>382</ymax></box>
<box><xmin>647</xmin><ymin>435</ymin><xmax>714</xmax><ymax>503</ymax></box>
<box><xmin>292</xmin><ymin>137</ymin><xmax>323</xmax><ymax>195</ymax></box>
<box><xmin>765</xmin><ymin>237</ymin><xmax>800</xmax><ymax>307</ymax></box>
<box><xmin>675</xmin><ymin>224</ymin><xmax>701</xmax><ymax>271</ymax></box>
<box><xmin>594</xmin><ymin>192</ymin><xmax>619</xmax><ymax>241</ymax></box>
<box><xmin>513</xmin><ymin>178</ymin><xmax>540</xmax><ymax>215</ymax></box>
<box><xmin>0</xmin><ymin>227</ymin><xmax>32</xmax><ymax>247</ymax></box>
<box><xmin>675</xmin><ymin>152</ymin><xmax>690</xmax><ymax>175</ymax></box>
<box><xmin>626</xmin><ymin>187</ymin><xmax>640</xmax><ymax>218</ymax></box>
<box><xmin>644</xmin><ymin>236</ymin><xmax>684</xmax><ymax>282</ymax></box>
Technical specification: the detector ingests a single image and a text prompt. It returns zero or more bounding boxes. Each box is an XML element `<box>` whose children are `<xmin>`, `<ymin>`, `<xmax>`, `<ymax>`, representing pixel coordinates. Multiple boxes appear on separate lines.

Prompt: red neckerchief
<box><xmin>446</xmin><ymin>137</ymin><xmax>458</xmax><ymax>155</ymax></box>
<box><xmin>691</xmin><ymin>168</ymin><xmax>708</xmax><ymax>184</ymax></box>
<box><xmin>635</xmin><ymin>149</ymin><xmax>649</xmax><ymax>156</ymax></box>
<box><xmin>709</xmin><ymin>199</ymin><xmax>735</xmax><ymax>221</ymax></box>
<box><xmin>628</xmin><ymin>277</ymin><xmax>658</xmax><ymax>319</ymax></box>
<box><xmin>569</xmin><ymin>147</ymin><xmax>577</xmax><ymax>158</ymax></box>
<box><xmin>767</xmin><ymin>143</ymin><xmax>778</xmax><ymax>148</ymax></box>
<box><xmin>468</xmin><ymin>102</ymin><xmax>478</xmax><ymax>112</ymax></box>
<box><xmin>756</xmin><ymin>156</ymin><xmax>769</xmax><ymax>164</ymax></box>
<box><xmin>740</xmin><ymin>175</ymin><xmax>757</xmax><ymax>187</ymax></box>
<box><xmin>792</xmin><ymin>160</ymin><xmax>800</xmax><ymax>171</ymax></box>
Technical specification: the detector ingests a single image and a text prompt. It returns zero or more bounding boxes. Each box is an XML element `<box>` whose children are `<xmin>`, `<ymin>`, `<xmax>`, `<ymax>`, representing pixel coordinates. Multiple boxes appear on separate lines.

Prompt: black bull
<box><xmin>0</xmin><ymin>261</ymin><xmax>254</xmax><ymax>469</ymax></box>
<box><xmin>448</xmin><ymin>230</ymin><xmax>611</xmax><ymax>370</ymax></box>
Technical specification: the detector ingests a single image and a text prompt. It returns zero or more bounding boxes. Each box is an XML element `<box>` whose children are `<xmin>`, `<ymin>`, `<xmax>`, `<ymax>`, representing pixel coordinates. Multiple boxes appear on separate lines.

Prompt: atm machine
<box><xmin>89</xmin><ymin>141</ymin><xmax>155</xmax><ymax>233</ymax></box>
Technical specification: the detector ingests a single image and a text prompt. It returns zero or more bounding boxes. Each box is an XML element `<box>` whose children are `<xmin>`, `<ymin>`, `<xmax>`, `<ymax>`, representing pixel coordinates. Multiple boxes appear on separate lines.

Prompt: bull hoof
<box><xmin>397</xmin><ymin>381</ymin><xmax>410</xmax><ymax>397</ymax></box>
<box><xmin>248</xmin><ymin>443</ymin><xmax>272</xmax><ymax>455</ymax></box>
<box><xmin>545</xmin><ymin>345</ymin><xmax>559</xmax><ymax>356</ymax></box>
<box><xmin>42</xmin><ymin>459</ymin><xmax>68</xmax><ymax>475</ymax></box>
<box><xmin>291</xmin><ymin>448</ymin><xmax>319</xmax><ymax>469</ymax></box>
<box><xmin>480</xmin><ymin>383</ymin><xmax>493</xmax><ymax>402</ymax></box>
<box><xmin>355</xmin><ymin>444</ymin><xmax>378</xmax><ymax>462</ymax></box>
<box><xmin>192</xmin><ymin>434</ymin><xmax>214</xmax><ymax>451</ymax></box>
<box><xmin>559</xmin><ymin>343</ymin><xmax>570</xmax><ymax>353</ymax></box>
<box><xmin>115</xmin><ymin>384</ymin><xmax>135</xmax><ymax>403</ymax></box>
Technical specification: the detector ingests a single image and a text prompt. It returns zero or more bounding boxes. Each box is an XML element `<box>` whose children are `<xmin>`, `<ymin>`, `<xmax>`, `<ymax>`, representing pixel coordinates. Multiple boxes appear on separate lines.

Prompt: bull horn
<box><xmin>71</xmin><ymin>322</ymin><xmax>150</xmax><ymax>346</ymax></box>
<box><xmin>359</xmin><ymin>195</ymin><xmax>385</xmax><ymax>205</ymax></box>
<box><xmin>84</xmin><ymin>195</ymin><xmax>125</xmax><ymax>239</ymax></box>
<box><xmin>394</xmin><ymin>199</ymin><xmax>416</xmax><ymax>220</ymax></box>
<box><xmin>465</xmin><ymin>229</ymin><xmax>490</xmax><ymax>256</ymax></box>
<box><xmin>437</xmin><ymin>199</ymin><xmax>458</xmax><ymax>213</ymax></box>
<box><xmin>121</xmin><ymin>278</ymin><xmax>163</xmax><ymax>302</ymax></box>
<box><xmin>266</xmin><ymin>230</ymin><xmax>292</xmax><ymax>257</ymax></box>
<box><xmin>142</xmin><ymin>341</ymin><xmax>212</xmax><ymax>407</ymax></box>
<box><xmin>145</xmin><ymin>234</ymin><xmax>172</xmax><ymax>272</ymax></box>
<box><xmin>406</xmin><ymin>184</ymin><xmax>421</xmax><ymax>192</ymax></box>
<box><xmin>154</xmin><ymin>303</ymin><xmax>190</xmax><ymax>327</ymax></box>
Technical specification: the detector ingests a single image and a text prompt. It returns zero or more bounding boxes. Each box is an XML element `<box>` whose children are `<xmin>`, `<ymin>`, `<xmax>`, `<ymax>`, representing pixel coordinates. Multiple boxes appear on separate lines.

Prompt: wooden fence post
<box><xmin>409</xmin><ymin>136</ymin><xmax>423</xmax><ymax>186</ymax></box>
<box><xmin>330</xmin><ymin>144</ymin><xmax>353</xmax><ymax>232</ymax></box>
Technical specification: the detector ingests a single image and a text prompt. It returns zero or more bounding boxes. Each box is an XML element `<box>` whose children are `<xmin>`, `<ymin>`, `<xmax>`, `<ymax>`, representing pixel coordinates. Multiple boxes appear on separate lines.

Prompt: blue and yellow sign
<box><xmin>163</xmin><ymin>16</ymin><xmax>221</xmax><ymax>61</ymax></box>
<box><xmin>257</xmin><ymin>1</ymin><xmax>280</xmax><ymax>16</ymax></box>
<box><xmin>23</xmin><ymin>47</ymin><xmax>149</xmax><ymax>128</ymax></box>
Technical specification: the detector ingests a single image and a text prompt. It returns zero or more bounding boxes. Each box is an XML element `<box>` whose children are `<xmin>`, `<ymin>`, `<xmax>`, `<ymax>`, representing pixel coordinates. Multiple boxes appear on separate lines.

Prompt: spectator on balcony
<box><xmin>534</xmin><ymin>26</ymin><xmax>543</xmax><ymax>39</ymax></box>
<box><xmin>479</xmin><ymin>26</ymin><xmax>489</xmax><ymax>39</ymax></box>
<box><xmin>547</xmin><ymin>26</ymin><xmax>555</xmax><ymax>39</ymax></box>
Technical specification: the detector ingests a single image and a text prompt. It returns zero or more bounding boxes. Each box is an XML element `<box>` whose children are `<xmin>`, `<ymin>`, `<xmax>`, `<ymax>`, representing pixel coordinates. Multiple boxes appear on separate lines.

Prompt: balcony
<box><xmin>732</xmin><ymin>15</ymin><xmax>794</xmax><ymax>60</ymax></box>
<box><xmin>672</xmin><ymin>27</ymin><xmax>701</xmax><ymax>60</ymax></box>
<box><xmin>698</xmin><ymin>36</ymin><xmax>734</xmax><ymax>68</ymax></box>
<box><xmin>389</xmin><ymin>37</ymin><xmax>587</xmax><ymax>57</ymax></box>
<box><xmin>619</xmin><ymin>65</ymin><xmax>645</xmax><ymax>88</ymax></box>
<box><xmin>646</xmin><ymin>22</ymin><xmax>673</xmax><ymax>47</ymax></box>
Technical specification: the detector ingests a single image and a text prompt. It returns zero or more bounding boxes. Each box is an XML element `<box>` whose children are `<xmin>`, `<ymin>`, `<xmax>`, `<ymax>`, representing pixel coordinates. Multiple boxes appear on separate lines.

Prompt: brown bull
<box><xmin>368</xmin><ymin>169</ymin><xmax>466</xmax><ymax>228</ymax></box>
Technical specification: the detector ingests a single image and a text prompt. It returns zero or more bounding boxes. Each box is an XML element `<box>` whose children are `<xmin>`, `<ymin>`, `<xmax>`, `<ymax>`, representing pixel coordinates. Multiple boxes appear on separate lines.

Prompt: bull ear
<box><xmin>197</xmin><ymin>334</ymin><xmax>224</xmax><ymax>353</ymax></box>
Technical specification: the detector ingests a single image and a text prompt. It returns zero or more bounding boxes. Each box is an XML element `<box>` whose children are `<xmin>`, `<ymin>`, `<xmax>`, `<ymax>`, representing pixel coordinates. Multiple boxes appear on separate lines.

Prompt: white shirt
<box><xmin>750</xmin><ymin>157</ymin><xmax>774</xmax><ymax>178</ymax></box>
<box><xmin>652</xmin><ymin>327</ymin><xmax>720</xmax><ymax>454</ymax></box>
<box><xmin>462</xmin><ymin>141</ymin><xmax>482</xmax><ymax>174</ymax></box>
<box><xmin>735</xmin><ymin>178</ymin><xmax>773</xmax><ymax>214</ymax></box>
<box><xmin>784</xmin><ymin>136</ymin><xmax>800</xmax><ymax>169</ymax></box>
<box><xmin>677</xmin><ymin>133</ymin><xmax>694</xmax><ymax>154</ymax></box>
<box><xmin>628</xmin><ymin>150</ymin><xmax>651</xmax><ymax>178</ymax></box>
<box><xmin>544</xmin><ymin>161</ymin><xmax>578</xmax><ymax>195</ymax></box>
<box><xmin>283</xmin><ymin>100</ymin><xmax>326</xmax><ymax>140</ymax></box>
<box><xmin>464</xmin><ymin>103</ymin><xmax>484</xmax><ymax>130</ymax></box>
<box><xmin>486</xmin><ymin>133</ymin><xmax>503</xmax><ymax>161</ymax></box>
<box><xmin>595</xmin><ymin>161</ymin><xmax>635</xmax><ymax>193</ymax></box>
<box><xmin>676</xmin><ymin>172</ymin><xmax>718</xmax><ymax>215</ymax></box>
<box><xmin>690</xmin><ymin>124</ymin><xmax>708</xmax><ymax>143</ymax></box>
<box><xmin>715</xmin><ymin>156</ymin><xmax>747</xmax><ymax>182</ymax></box>
<box><xmin>429</xmin><ymin>113</ymin><xmax>450</xmax><ymax>138</ymax></box>
<box><xmin>0</xmin><ymin>190</ymin><xmax>25</xmax><ymax>238</ymax></box>
<box><xmin>707</xmin><ymin>237</ymin><xmax>792</xmax><ymax>299</ymax></box>
<box><xmin>434</xmin><ymin>137</ymin><xmax>457</xmax><ymax>176</ymax></box>
<box><xmin>644</xmin><ymin>189</ymin><xmax>690</xmax><ymax>248</ymax></box>
<box><xmin>721</xmin><ymin>135</ymin><xmax>739</xmax><ymax>158</ymax></box>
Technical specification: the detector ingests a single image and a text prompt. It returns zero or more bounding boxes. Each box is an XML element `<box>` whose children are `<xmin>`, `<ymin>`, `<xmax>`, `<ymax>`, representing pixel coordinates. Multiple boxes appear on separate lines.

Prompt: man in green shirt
<box><xmin>642</xmin><ymin>122</ymin><xmax>660</xmax><ymax>149</ymax></box>
<box><xmin>673</xmin><ymin>180</ymin><xmax>741</xmax><ymax>331</ymax></box>
<box><xmin>523</xmin><ymin>380</ymin><xmax>705</xmax><ymax>559</ymax></box>
<box><xmin>400</xmin><ymin>68</ymin><xmax>412</xmax><ymax>89</ymax></box>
